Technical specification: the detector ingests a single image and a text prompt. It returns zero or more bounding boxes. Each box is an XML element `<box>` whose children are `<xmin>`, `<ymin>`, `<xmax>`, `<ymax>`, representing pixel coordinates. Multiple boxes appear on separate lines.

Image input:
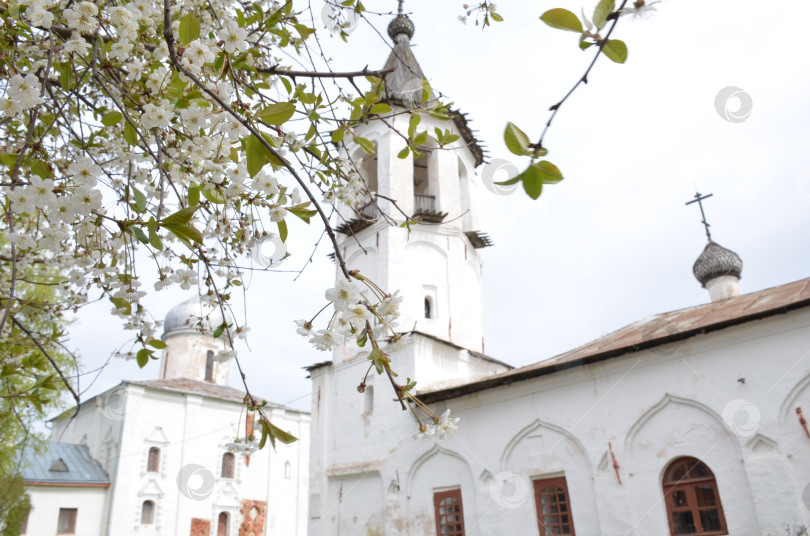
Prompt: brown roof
<box><xmin>129</xmin><ymin>378</ymin><xmax>305</xmax><ymax>413</ymax></box>
<box><xmin>420</xmin><ymin>277</ymin><xmax>810</xmax><ymax>404</ymax></box>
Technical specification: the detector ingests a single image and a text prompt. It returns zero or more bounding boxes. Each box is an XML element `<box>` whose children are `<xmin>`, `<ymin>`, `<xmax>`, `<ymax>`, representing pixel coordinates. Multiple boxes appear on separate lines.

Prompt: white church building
<box><xmin>23</xmin><ymin>297</ymin><xmax>310</xmax><ymax>536</ymax></box>
<box><xmin>306</xmin><ymin>10</ymin><xmax>810</xmax><ymax>536</ymax></box>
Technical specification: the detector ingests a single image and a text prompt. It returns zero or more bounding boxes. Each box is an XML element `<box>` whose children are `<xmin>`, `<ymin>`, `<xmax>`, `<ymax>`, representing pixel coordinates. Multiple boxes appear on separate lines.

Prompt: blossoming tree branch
<box><xmin>0</xmin><ymin>0</ymin><xmax>660</xmax><ymax>452</ymax></box>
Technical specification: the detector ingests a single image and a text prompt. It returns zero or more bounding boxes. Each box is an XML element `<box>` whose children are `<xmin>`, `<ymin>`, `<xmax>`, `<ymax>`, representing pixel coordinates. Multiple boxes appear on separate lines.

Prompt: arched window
<box><xmin>217</xmin><ymin>512</ymin><xmax>229</xmax><ymax>536</ymax></box>
<box><xmin>221</xmin><ymin>452</ymin><xmax>235</xmax><ymax>478</ymax></box>
<box><xmin>284</xmin><ymin>461</ymin><xmax>291</xmax><ymax>479</ymax></box>
<box><xmin>205</xmin><ymin>350</ymin><xmax>215</xmax><ymax>381</ymax></box>
<box><xmin>662</xmin><ymin>457</ymin><xmax>727</xmax><ymax>535</ymax></box>
<box><xmin>141</xmin><ymin>500</ymin><xmax>155</xmax><ymax>524</ymax></box>
<box><xmin>147</xmin><ymin>447</ymin><xmax>160</xmax><ymax>473</ymax></box>
<box><xmin>533</xmin><ymin>477</ymin><xmax>576</xmax><ymax>535</ymax></box>
<box><xmin>424</xmin><ymin>297</ymin><xmax>432</xmax><ymax>319</ymax></box>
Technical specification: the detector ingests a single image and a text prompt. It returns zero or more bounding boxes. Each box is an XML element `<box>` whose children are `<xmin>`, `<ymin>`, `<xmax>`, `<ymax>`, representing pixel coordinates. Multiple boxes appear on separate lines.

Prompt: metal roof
<box><xmin>420</xmin><ymin>277</ymin><xmax>810</xmax><ymax>403</ymax></box>
<box><xmin>128</xmin><ymin>378</ymin><xmax>307</xmax><ymax>413</ymax></box>
<box><xmin>22</xmin><ymin>441</ymin><xmax>109</xmax><ymax>486</ymax></box>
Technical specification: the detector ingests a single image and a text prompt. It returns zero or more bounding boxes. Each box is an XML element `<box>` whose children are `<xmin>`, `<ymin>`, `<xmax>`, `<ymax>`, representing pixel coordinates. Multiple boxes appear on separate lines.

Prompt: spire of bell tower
<box><xmin>381</xmin><ymin>4</ymin><xmax>434</xmax><ymax>106</ymax></box>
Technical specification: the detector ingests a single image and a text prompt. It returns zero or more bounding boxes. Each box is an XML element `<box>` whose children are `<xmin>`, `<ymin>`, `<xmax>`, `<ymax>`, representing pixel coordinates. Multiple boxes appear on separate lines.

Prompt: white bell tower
<box><xmin>334</xmin><ymin>10</ymin><xmax>490</xmax><ymax>354</ymax></box>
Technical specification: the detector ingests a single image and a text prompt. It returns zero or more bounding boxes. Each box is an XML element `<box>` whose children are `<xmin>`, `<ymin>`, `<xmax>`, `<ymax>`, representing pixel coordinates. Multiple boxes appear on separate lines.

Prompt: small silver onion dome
<box><xmin>387</xmin><ymin>14</ymin><xmax>414</xmax><ymax>43</ymax></box>
<box><xmin>163</xmin><ymin>296</ymin><xmax>232</xmax><ymax>337</ymax></box>
<box><xmin>693</xmin><ymin>241</ymin><xmax>743</xmax><ymax>286</ymax></box>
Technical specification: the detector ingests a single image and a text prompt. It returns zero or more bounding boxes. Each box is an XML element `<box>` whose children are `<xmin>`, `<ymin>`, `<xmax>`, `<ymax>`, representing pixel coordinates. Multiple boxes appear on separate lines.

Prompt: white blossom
<box><xmin>7</xmin><ymin>74</ymin><xmax>44</xmax><ymax>110</ymax></box>
<box><xmin>325</xmin><ymin>278</ymin><xmax>364</xmax><ymax>312</ymax></box>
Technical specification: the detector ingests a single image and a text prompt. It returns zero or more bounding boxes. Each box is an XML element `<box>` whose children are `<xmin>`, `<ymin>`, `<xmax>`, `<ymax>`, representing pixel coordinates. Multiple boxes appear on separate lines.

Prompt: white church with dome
<box><xmin>19</xmin><ymin>7</ymin><xmax>810</xmax><ymax>536</ymax></box>
<box><xmin>22</xmin><ymin>297</ymin><xmax>310</xmax><ymax>536</ymax></box>
<box><xmin>305</xmin><ymin>8</ymin><xmax>810</xmax><ymax>536</ymax></box>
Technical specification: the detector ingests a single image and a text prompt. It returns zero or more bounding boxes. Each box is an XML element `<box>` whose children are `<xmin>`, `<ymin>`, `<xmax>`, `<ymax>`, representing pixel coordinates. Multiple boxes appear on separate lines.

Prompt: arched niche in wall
<box><xmin>623</xmin><ymin>394</ymin><xmax>760</xmax><ymax>535</ymax></box>
<box><xmin>406</xmin><ymin>444</ymin><xmax>476</xmax><ymax>536</ymax></box>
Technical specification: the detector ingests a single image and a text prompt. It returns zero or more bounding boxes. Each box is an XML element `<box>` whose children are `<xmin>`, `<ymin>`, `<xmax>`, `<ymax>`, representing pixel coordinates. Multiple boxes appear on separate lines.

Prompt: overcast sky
<box><xmin>62</xmin><ymin>0</ymin><xmax>810</xmax><ymax>416</ymax></box>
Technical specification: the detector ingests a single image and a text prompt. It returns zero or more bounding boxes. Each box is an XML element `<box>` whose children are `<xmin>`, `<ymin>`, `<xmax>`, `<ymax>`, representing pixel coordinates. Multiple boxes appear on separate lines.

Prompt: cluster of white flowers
<box><xmin>296</xmin><ymin>279</ymin><xmax>404</xmax><ymax>353</ymax></box>
<box><xmin>225</xmin><ymin>438</ymin><xmax>260</xmax><ymax>455</ymax></box>
<box><xmin>413</xmin><ymin>410</ymin><xmax>461</xmax><ymax>440</ymax></box>
<box><xmin>323</xmin><ymin>169</ymin><xmax>371</xmax><ymax>210</ymax></box>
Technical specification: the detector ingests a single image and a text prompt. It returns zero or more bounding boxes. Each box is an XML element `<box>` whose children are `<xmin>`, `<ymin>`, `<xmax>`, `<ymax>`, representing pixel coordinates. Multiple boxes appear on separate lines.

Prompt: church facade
<box><xmin>306</xmin><ymin>10</ymin><xmax>810</xmax><ymax>536</ymax></box>
<box><xmin>24</xmin><ymin>297</ymin><xmax>310</xmax><ymax>536</ymax></box>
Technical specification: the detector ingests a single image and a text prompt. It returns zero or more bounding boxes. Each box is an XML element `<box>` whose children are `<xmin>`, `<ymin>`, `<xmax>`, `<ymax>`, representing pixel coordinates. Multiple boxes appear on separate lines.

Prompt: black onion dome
<box><xmin>387</xmin><ymin>14</ymin><xmax>414</xmax><ymax>42</ymax></box>
<box><xmin>693</xmin><ymin>241</ymin><xmax>743</xmax><ymax>286</ymax></box>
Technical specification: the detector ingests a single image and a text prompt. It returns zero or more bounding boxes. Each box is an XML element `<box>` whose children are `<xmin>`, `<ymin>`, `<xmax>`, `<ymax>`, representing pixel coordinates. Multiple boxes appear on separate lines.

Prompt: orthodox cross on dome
<box><xmin>685</xmin><ymin>191</ymin><xmax>714</xmax><ymax>241</ymax></box>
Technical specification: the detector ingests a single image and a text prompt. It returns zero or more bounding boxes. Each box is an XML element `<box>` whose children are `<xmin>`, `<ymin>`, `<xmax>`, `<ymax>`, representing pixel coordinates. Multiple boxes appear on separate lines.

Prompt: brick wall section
<box><xmin>190</xmin><ymin>517</ymin><xmax>211</xmax><ymax>536</ymax></box>
<box><xmin>239</xmin><ymin>499</ymin><xmax>266</xmax><ymax>536</ymax></box>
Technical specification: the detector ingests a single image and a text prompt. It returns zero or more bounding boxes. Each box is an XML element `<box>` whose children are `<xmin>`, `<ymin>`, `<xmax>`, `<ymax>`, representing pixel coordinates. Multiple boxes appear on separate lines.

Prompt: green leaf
<box><xmin>136</xmin><ymin>348</ymin><xmax>150</xmax><ymax>368</ymax></box>
<box><xmin>188</xmin><ymin>183</ymin><xmax>200</xmax><ymax>206</ymax></box>
<box><xmin>354</xmin><ymin>136</ymin><xmax>375</xmax><ymax>155</ymax></box>
<box><xmin>397</xmin><ymin>147</ymin><xmax>410</xmax><ymax>159</ymax></box>
<box><xmin>30</xmin><ymin>160</ymin><xmax>51</xmax><ymax>179</ymax></box>
<box><xmin>408</xmin><ymin>114</ymin><xmax>421</xmax><ymax>138</ymax></box>
<box><xmin>246</xmin><ymin>135</ymin><xmax>268</xmax><ymax>177</ymax></box>
<box><xmin>519</xmin><ymin>165</ymin><xmax>544</xmax><ymax>200</ymax></box>
<box><xmin>517</xmin><ymin>160</ymin><xmax>565</xmax><ymax>200</ymax></box>
<box><xmin>504</xmin><ymin>122</ymin><xmax>531</xmax><ymax>156</ymax></box>
<box><xmin>101</xmin><ymin>111</ymin><xmax>123</xmax><ymax>126</ymax></box>
<box><xmin>277</xmin><ymin>219</ymin><xmax>288</xmax><ymax>242</ymax></box>
<box><xmin>202</xmin><ymin>187</ymin><xmax>226</xmax><ymax>204</ymax></box>
<box><xmin>124</xmin><ymin>121</ymin><xmax>137</xmax><ymax>146</ymax></box>
<box><xmin>147</xmin><ymin>217</ymin><xmax>163</xmax><ymax>249</ymax></box>
<box><xmin>534</xmin><ymin>160</ymin><xmax>564</xmax><ymax>184</ymax></box>
<box><xmin>163</xmin><ymin>222</ymin><xmax>204</xmax><ymax>245</ymax></box>
<box><xmin>331</xmin><ymin>128</ymin><xmax>345</xmax><ymax>143</ymax></box>
<box><xmin>131</xmin><ymin>226</ymin><xmax>149</xmax><ymax>245</ymax></box>
<box><xmin>288</xmin><ymin>207</ymin><xmax>317</xmax><ymax>223</ymax></box>
<box><xmin>267</xmin><ymin>421</ymin><xmax>297</xmax><ymax>445</ymax></box>
<box><xmin>413</xmin><ymin>131</ymin><xmax>428</xmax><ymax>146</ymax></box>
<box><xmin>213</xmin><ymin>323</ymin><xmax>225</xmax><ymax>338</ymax></box>
<box><xmin>258</xmin><ymin>102</ymin><xmax>296</xmax><ymax>125</ymax></box>
<box><xmin>161</xmin><ymin>205</ymin><xmax>201</xmax><ymax>227</ymax></box>
<box><xmin>179</xmin><ymin>13</ymin><xmax>201</xmax><ymax>45</ymax></box>
<box><xmin>109</xmin><ymin>297</ymin><xmax>131</xmax><ymax>315</ymax></box>
<box><xmin>602</xmin><ymin>39</ymin><xmax>628</xmax><ymax>63</ymax></box>
<box><xmin>421</xmin><ymin>78</ymin><xmax>432</xmax><ymax>103</ymax></box>
<box><xmin>294</xmin><ymin>23</ymin><xmax>315</xmax><ymax>39</ymax></box>
<box><xmin>132</xmin><ymin>187</ymin><xmax>147</xmax><ymax>213</ymax></box>
<box><xmin>148</xmin><ymin>339</ymin><xmax>167</xmax><ymax>349</ymax></box>
<box><xmin>540</xmin><ymin>8</ymin><xmax>583</xmax><ymax>33</ymax></box>
<box><xmin>369</xmin><ymin>103</ymin><xmax>392</xmax><ymax>115</ymax></box>
<box><xmin>593</xmin><ymin>0</ymin><xmax>616</xmax><ymax>30</ymax></box>
<box><xmin>579</xmin><ymin>35</ymin><xmax>595</xmax><ymax>50</ymax></box>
